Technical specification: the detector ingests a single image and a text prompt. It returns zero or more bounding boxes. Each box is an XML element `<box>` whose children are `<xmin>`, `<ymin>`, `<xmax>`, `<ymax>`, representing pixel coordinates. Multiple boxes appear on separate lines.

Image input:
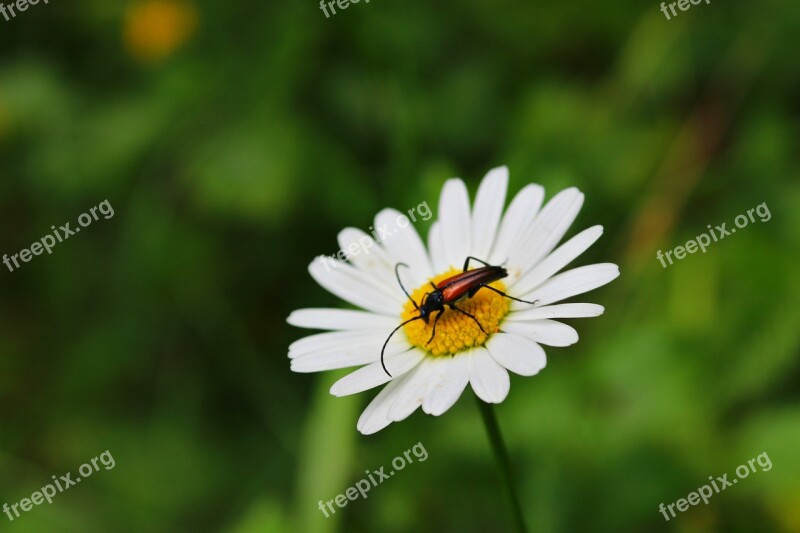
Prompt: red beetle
<box><xmin>381</xmin><ymin>257</ymin><xmax>538</xmax><ymax>376</ymax></box>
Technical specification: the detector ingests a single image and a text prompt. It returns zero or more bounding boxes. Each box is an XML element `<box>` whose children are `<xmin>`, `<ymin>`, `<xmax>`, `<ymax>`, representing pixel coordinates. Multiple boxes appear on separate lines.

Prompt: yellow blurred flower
<box><xmin>123</xmin><ymin>0</ymin><xmax>198</xmax><ymax>64</ymax></box>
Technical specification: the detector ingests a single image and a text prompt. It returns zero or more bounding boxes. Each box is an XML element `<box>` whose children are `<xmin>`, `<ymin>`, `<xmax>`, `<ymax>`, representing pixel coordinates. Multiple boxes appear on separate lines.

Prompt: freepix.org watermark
<box><xmin>659</xmin><ymin>451</ymin><xmax>772</xmax><ymax>522</ymax></box>
<box><xmin>317</xmin><ymin>442</ymin><xmax>428</xmax><ymax>518</ymax></box>
<box><xmin>320</xmin><ymin>201</ymin><xmax>432</xmax><ymax>272</ymax></box>
<box><xmin>319</xmin><ymin>0</ymin><xmax>370</xmax><ymax>19</ymax></box>
<box><xmin>659</xmin><ymin>0</ymin><xmax>711</xmax><ymax>21</ymax></box>
<box><xmin>656</xmin><ymin>202</ymin><xmax>770</xmax><ymax>269</ymax></box>
<box><xmin>3</xmin><ymin>450</ymin><xmax>116</xmax><ymax>523</ymax></box>
<box><xmin>0</xmin><ymin>0</ymin><xmax>49</xmax><ymax>23</ymax></box>
<box><xmin>2</xmin><ymin>199</ymin><xmax>114</xmax><ymax>273</ymax></box>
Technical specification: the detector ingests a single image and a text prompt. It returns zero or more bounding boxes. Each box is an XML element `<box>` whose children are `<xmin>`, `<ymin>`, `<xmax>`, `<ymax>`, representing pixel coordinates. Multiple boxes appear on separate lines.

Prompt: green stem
<box><xmin>476</xmin><ymin>395</ymin><xmax>528</xmax><ymax>533</ymax></box>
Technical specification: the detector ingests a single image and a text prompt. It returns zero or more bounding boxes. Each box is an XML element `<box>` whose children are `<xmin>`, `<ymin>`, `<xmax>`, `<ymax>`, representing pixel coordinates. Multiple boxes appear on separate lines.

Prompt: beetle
<box><xmin>380</xmin><ymin>256</ymin><xmax>539</xmax><ymax>376</ymax></box>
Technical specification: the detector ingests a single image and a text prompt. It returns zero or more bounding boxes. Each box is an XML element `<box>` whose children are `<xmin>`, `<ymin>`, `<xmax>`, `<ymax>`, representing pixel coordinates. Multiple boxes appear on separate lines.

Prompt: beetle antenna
<box><xmin>395</xmin><ymin>263</ymin><xmax>420</xmax><ymax>311</ymax></box>
<box><xmin>381</xmin><ymin>316</ymin><xmax>423</xmax><ymax>377</ymax></box>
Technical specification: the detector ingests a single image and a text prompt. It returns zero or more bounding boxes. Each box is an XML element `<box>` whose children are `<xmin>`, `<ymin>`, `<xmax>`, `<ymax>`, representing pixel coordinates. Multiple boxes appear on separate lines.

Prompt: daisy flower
<box><xmin>288</xmin><ymin>166</ymin><xmax>619</xmax><ymax>435</ymax></box>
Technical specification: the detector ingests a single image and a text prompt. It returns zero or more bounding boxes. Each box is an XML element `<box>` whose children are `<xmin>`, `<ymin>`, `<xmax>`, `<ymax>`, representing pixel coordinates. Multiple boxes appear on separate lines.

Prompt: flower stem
<box><xmin>476</xmin><ymin>395</ymin><xmax>528</xmax><ymax>533</ymax></box>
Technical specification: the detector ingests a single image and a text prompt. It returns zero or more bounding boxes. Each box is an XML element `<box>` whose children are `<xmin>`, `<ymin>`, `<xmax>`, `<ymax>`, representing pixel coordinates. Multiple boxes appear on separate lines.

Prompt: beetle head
<box><xmin>418</xmin><ymin>290</ymin><xmax>444</xmax><ymax>323</ymax></box>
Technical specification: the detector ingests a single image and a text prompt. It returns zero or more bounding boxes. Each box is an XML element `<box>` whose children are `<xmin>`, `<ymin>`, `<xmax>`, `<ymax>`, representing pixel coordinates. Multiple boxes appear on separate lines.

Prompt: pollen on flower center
<box><xmin>401</xmin><ymin>269</ymin><xmax>510</xmax><ymax>356</ymax></box>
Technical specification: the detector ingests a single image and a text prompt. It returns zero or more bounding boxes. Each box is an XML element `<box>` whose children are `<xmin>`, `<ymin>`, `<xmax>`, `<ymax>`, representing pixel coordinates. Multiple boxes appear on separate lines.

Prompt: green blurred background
<box><xmin>1</xmin><ymin>0</ymin><xmax>799</xmax><ymax>531</ymax></box>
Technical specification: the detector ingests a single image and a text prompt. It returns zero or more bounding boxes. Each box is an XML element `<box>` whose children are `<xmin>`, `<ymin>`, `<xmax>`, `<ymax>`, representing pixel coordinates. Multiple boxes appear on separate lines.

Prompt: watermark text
<box><xmin>657</xmin><ymin>202</ymin><xmax>770</xmax><ymax>268</ymax></box>
<box><xmin>317</xmin><ymin>442</ymin><xmax>428</xmax><ymax>517</ymax></box>
<box><xmin>321</xmin><ymin>200</ymin><xmax>432</xmax><ymax>272</ymax></box>
<box><xmin>659</xmin><ymin>451</ymin><xmax>771</xmax><ymax>521</ymax></box>
<box><xmin>3</xmin><ymin>199</ymin><xmax>115</xmax><ymax>273</ymax></box>
<box><xmin>3</xmin><ymin>450</ymin><xmax>116</xmax><ymax>523</ymax></box>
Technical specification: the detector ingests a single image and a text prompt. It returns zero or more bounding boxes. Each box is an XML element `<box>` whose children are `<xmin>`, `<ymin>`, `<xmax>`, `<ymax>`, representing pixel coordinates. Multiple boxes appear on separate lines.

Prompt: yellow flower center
<box><xmin>401</xmin><ymin>269</ymin><xmax>510</xmax><ymax>356</ymax></box>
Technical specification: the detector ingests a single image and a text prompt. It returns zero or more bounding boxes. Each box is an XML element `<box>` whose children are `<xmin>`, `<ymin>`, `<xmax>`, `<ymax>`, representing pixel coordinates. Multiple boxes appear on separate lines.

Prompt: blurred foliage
<box><xmin>0</xmin><ymin>0</ymin><xmax>799</xmax><ymax>531</ymax></box>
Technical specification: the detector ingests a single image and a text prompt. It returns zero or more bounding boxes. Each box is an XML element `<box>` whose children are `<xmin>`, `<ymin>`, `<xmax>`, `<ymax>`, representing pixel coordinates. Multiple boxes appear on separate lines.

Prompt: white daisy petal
<box><xmin>489</xmin><ymin>183</ymin><xmax>545</xmax><ymax>265</ymax></box>
<box><xmin>508</xmin><ymin>303</ymin><xmax>604</xmax><ymax>321</ymax></box>
<box><xmin>438</xmin><ymin>178</ymin><xmax>472</xmax><ymax>269</ymax></box>
<box><xmin>470</xmin><ymin>166</ymin><xmax>508</xmax><ymax>260</ymax></box>
<box><xmin>387</xmin><ymin>357</ymin><xmax>442</xmax><ymax>422</ymax></box>
<box><xmin>290</xmin><ymin>351</ymin><xmax>376</xmax><ymax>373</ymax></box>
<box><xmin>468</xmin><ymin>347</ymin><xmax>510</xmax><ymax>404</ymax></box>
<box><xmin>287</xmin><ymin>308</ymin><xmax>397</xmax><ymax>331</ymax></box>
<box><xmin>290</xmin><ymin>337</ymin><xmax>408</xmax><ymax>372</ymax></box>
<box><xmin>374</xmin><ymin>208</ymin><xmax>434</xmax><ymax>288</ymax></box>
<box><xmin>290</xmin><ymin>331</ymin><xmax>407</xmax><ymax>368</ymax></box>
<box><xmin>486</xmin><ymin>332</ymin><xmax>547</xmax><ymax>376</ymax></box>
<box><xmin>330</xmin><ymin>349</ymin><xmax>426</xmax><ymax>397</ymax></box>
<box><xmin>511</xmin><ymin>225</ymin><xmax>604</xmax><ymax>295</ymax></box>
<box><xmin>309</xmin><ymin>256</ymin><xmax>403</xmax><ymax>315</ymax></box>
<box><xmin>427</xmin><ymin>221</ymin><xmax>447</xmax><ymax>273</ymax></box>
<box><xmin>502</xmin><ymin>319</ymin><xmax>579</xmax><ymax>347</ymax></box>
<box><xmin>512</xmin><ymin>263</ymin><xmax>620</xmax><ymax>310</ymax></box>
<box><xmin>357</xmin><ymin>376</ymin><xmax>409</xmax><ymax>435</ymax></box>
<box><xmin>331</xmin><ymin>230</ymin><xmax>402</xmax><ymax>301</ymax></box>
<box><xmin>337</xmin><ymin>228</ymin><xmax>397</xmax><ymax>290</ymax></box>
<box><xmin>507</xmin><ymin>188</ymin><xmax>584</xmax><ymax>279</ymax></box>
<box><xmin>422</xmin><ymin>355</ymin><xmax>469</xmax><ymax>416</ymax></box>
<box><xmin>289</xmin><ymin>330</ymin><xmax>383</xmax><ymax>358</ymax></box>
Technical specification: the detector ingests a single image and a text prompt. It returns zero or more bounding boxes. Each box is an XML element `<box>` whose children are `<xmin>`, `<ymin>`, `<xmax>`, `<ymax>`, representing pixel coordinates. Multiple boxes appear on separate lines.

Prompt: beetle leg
<box><xmin>463</xmin><ymin>256</ymin><xmax>492</xmax><ymax>272</ymax></box>
<box><xmin>479</xmin><ymin>284</ymin><xmax>540</xmax><ymax>305</ymax></box>
<box><xmin>450</xmin><ymin>304</ymin><xmax>488</xmax><ymax>335</ymax></box>
<box><xmin>425</xmin><ymin>309</ymin><xmax>444</xmax><ymax>346</ymax></box>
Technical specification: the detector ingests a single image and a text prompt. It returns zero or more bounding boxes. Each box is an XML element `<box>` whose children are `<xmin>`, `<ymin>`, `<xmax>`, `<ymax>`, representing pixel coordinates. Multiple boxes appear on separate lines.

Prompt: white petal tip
<box><xmin>356</xmin><ymin>421</ymin><xmax>389</xmax><ymax>435</ymax></box>
<box><xmin>485</xmin><ymin>166</ymin><xmax>509</xmax><ymax>179</ymax></box>
<box><xmin>286</xmin><ymin>311</ymin><xmax>301</xmax><ymax>326</ymax></box>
